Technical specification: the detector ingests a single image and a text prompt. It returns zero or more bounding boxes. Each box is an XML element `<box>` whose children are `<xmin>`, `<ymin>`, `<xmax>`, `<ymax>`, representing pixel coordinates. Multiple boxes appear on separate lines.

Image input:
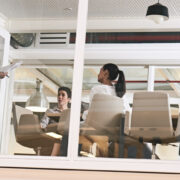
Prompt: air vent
<box><xmin>36</xmin><ymin>33</ymin><xmax>70</xmax><ymax>48</ymax></box>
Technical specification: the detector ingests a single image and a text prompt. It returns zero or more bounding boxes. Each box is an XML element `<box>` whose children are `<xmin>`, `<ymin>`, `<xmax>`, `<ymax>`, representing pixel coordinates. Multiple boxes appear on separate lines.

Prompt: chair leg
<box><xmin>90</xmin><ymin>143</ymin><xmax>97</xmax><ymax>156</ymax></box>
<box><xmin>152</xmin><ymin>144</ymin><xmax>156</xmax><ymax>159</ymax></box>
<box><xmin>108</xmin><ymin>141</ymin><xmax>115</xmax><ymax>157</ymax></box>
<box><xmin>37</xmin><ymin>147</ymin><xmax>42</xmax><ymax>156</ymax></box>
<box><xmin>136</xmin><ymin>143</ymin><xmax>144</xmax><ymax>158</ymax></box>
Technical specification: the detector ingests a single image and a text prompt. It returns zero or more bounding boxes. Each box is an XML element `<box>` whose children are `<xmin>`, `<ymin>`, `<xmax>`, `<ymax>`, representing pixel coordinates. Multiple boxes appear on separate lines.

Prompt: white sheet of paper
<box><xmin>0</xmin><ymin>61</ymin><xmax>23</xmax><ymax>72</ymax></box>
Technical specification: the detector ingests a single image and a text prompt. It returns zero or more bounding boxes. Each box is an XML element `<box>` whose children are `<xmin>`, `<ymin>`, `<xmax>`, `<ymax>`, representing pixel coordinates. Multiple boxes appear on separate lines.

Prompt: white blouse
<box><xmin>82</xmin><ymin>84</ymin><xmax>131</xmax><ymax>120</ymax></box>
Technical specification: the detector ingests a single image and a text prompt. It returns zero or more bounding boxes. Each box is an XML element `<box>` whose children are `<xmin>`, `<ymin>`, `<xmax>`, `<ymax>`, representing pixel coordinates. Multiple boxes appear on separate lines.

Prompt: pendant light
<box><xmin>25</xmin><ymin>79</ymin><xmax>49</xmax><ymax>112</ymax></box>
<box><xmin>146</xmin><ymin>0</ymin><xmax>169</xmax><ymax>24</ymax></box>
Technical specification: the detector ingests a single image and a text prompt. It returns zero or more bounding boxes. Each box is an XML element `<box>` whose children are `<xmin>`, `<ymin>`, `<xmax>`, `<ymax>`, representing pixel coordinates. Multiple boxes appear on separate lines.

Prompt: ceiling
<box><xmin>0</xmin><ymin>0</ymin><xmax>179</xmax><ymax>20</ymax></box>
<box><xmin>1</xmin><ymin>0</ymin><xmax>180</xmax><ymax>103</ymax></box>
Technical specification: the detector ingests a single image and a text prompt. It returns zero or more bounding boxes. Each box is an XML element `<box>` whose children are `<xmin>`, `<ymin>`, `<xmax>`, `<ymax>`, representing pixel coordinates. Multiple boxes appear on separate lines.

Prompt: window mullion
<box><xmin>67</xmin><ymin>0</ymin><xmax>88</xmax><ymax>160</ymax></box>
<box><xmin>147</xmin><ymin>66</ymin><xmax>155</xmax><ymax>91</ymax></box>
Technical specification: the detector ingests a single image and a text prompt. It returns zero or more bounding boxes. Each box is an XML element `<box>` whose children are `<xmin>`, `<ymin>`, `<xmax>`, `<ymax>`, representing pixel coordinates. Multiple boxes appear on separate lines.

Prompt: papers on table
<box><xmin>0</xmin><ymin>61</ymin><xmax>23</xmax><ymax>72</ymax></box>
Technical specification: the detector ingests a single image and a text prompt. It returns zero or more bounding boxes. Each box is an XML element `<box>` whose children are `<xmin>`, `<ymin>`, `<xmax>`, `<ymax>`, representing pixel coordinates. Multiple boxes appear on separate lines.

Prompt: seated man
<box><xmin>40</xmin><ymin>86</ymin><xmax>71</xmax><ymax>129</ymax></box>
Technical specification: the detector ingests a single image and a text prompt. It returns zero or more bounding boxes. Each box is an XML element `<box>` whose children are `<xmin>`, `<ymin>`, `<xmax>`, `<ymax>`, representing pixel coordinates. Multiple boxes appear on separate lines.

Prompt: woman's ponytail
<box><xmin>102</xmin><ymin>63</ymin><xmax>126</xmax><ymax>97</ymax></box>
<box><xmin>115</xmin><ymin>70</ymin><xmax>126</xmax><ymax>97</ymax></box>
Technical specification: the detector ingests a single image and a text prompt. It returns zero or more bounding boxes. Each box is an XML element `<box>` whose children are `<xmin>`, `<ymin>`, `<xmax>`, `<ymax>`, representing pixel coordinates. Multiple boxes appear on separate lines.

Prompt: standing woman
<box><xmin>82</xmin><ymin>63</ymin><xmax>130</xmax><ymax>120</ymax></box>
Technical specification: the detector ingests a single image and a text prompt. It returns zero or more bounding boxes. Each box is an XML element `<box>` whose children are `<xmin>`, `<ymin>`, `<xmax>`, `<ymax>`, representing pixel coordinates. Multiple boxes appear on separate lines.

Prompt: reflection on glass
<box><xmin>9</xmin><ymin>67</ymin><xmax>73</xmax><ymax>156</ymax></box>
<box><xmin>79</xmin><ymin>65</ymin><xmax>180</xmax><ymax>160</ymax></box>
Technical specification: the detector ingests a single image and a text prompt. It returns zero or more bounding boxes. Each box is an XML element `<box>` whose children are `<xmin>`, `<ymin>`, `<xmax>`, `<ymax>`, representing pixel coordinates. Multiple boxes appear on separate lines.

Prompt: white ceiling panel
<box><xmin>0</xmin><ymin>0</ymin><xmax>180</xmax><ymax>19</ymax></box>
<box><xmin>0</xmin><ymin>0</ymin><xmax>78</xmax><ymax>19</ymax></box>
<box><xmin>88</xmin><ymin>0</ymin><xmax>180</xmax><ymax>18</ymax></box>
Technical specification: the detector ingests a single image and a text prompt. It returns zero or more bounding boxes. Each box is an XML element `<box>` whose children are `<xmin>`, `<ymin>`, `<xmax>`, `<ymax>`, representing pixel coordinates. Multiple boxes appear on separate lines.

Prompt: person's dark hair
<box><xmin>103</xmin><ymin>63</ymin><xmax>126</xmax><ymax>97</ymax></box>
<box><xmin>58</xmin><ymin>86</ymin><xmax>71</xmax><ymax>98</ymax></box>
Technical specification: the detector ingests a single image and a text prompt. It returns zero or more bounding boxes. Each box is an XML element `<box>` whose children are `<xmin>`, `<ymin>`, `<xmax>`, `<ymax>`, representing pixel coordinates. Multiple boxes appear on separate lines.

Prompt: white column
<box><xmin>147</xmin><ymin>66</ymin><xmax>155</xmax><ymax>91</ymax></box>
<box><xmin>68</xmin><ymin>0</ymin><xmax>88</xmax><ymax>159</ymax></box>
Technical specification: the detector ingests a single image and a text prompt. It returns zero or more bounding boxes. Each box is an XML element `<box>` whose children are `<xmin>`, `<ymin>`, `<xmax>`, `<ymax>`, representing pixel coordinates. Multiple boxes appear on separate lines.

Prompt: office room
<box><xmin>0</xmin><ymin>0</ymin><xmax>180</xmax><ymax>178</ymax></box>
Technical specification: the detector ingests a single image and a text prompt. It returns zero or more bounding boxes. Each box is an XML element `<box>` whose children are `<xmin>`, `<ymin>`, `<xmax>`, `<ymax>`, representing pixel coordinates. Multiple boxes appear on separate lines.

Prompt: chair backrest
<box><xmin>130</xmin><ymin>92</ymin><xmax>174</xmax><ymax>140</ymax></box>
<box><xmin>12</xmin><ymin>104</ymin><xmax>56</xmax><ymax>151</ymax></box>
<box><xmin>84</xmin><ymin>94</ymin><xmax>125</xmax><ymax>138</ymax></box>
<box><xmin>57</xmin><ymin>109</ymin><xmax>71</xmax><ymax>135</ymax></box>
<box><xmin>17</xmin><ymin>114</ymin><xmax>42</xmax><ymax>135</ymax></box>
<box><xmin>12</xmin><ymin>103</ymin><xmax>33</xmax><ymax>134</ymax></box>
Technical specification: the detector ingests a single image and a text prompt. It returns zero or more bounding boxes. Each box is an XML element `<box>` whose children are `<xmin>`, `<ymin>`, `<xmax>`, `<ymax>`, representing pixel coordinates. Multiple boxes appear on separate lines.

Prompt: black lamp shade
<box><xmin>146</xmin><ymin>3</ymin><xmax>169</xmax><ymax>20</ymax></box>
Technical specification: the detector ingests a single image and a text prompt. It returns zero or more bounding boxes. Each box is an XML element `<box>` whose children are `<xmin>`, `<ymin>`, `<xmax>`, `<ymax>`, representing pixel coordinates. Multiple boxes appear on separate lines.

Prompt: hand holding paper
<box><xmin>0</xmin><ymin>72</ymin><xmax>8</xmax><ymax>79</ymax></box>
<box><xmin>0</xmin><ymin>61</ymin><xmax>23</xmax><ymax>73</ymax></box>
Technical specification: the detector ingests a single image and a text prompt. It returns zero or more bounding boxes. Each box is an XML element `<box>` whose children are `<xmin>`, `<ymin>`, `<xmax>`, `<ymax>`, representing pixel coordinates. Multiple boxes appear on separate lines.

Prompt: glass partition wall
<box><xmin>79</xmin><ymin>65</ymin><xmax>149</xmax><ymax>158</ymax></box>
<box><xmin>1</xmin><ymin>0</ymin><xmax>78</xmax><ymax>157</ymax></box>
<box><xmin>1</xmin><ymin>0</ymin><xmax>180</xmax><ymax>173</ymax></box>
<box><xmin>8</xmin><ymin>65</ymin><xmax>73</xmax><ymax>156</ymax></box>
<box><xmin>78</xmin><ymin>64</ymin><xmax>180</xmax><ymax>161</ymax></box>
<box><xmin>154</xmin><ymin>67</ymin><xmax>180</xmax><ymax>160</ymax></box>
<box><xmin>75</xmin><ymin>1</ymin><xmax>180</xmax><ymax>162</ymax></box>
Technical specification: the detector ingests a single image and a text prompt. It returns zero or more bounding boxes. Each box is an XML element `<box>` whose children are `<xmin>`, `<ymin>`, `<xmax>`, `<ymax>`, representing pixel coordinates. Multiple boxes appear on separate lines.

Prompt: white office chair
<box><xmin>127</xmin><ymin>92</ymin><xmax>175</xmax><ymax>159</ymax></box>
<box><xmin>80</xmin><ymin>93</ymin><xmax>128</xmax><ymax>157</ymax></box>
<box><xmin>12</xmin><ymin>103</ymin><xmax>57</xmax><ymax>155</ymax></box>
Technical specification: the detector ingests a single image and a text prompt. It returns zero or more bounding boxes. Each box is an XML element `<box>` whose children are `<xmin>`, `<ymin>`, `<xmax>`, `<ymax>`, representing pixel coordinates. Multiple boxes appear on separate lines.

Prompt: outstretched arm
<box><xmin>0</xmin><ymin>72</ymin><xmax>8</xmax><ymax>79</ymax></box>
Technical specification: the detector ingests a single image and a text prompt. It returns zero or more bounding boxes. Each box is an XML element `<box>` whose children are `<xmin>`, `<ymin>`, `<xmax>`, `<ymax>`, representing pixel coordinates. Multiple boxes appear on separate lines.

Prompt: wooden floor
<box><xmin>0</xmin><ymin>168</ymin><xmax>180</xmax><ymax>180</ymax></box>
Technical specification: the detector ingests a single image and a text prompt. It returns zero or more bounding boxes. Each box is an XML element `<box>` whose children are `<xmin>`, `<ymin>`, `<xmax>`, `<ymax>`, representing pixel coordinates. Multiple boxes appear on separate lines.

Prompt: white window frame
<box><xmin>1</xmin><ymin>0</ymin><xmax>180</xmax><ymax>173</ymax></box>
<box><xmin>0</xmin><ymin>27</ymin><xmax>10</xmax><ymax>154</ymax></box>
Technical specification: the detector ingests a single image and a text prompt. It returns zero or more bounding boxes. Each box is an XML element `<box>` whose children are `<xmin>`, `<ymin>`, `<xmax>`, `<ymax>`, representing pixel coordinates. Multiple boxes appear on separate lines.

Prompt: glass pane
<box><xmin>77</xmin><ymin>0</ymin><xmax>151</xmax><ymax>159</ymax></box>
<box><xmin>4</xmin><ymin>0</ymin><xmax>78</xmax><ymax>157</ymax></box>
<box><xmin>121</xmin><ymin>67</ymin><xmax>148</xmax><ymax>106</ymax></box>
<box><xmin>78</xmin><ymin>64</ymin><xmax>150</xmax><ymax>159</ymax></box>
<box><xmin>8</xmin><ymin>66</ymin><xmax>73</xmax><ymax>156</ymax></box>
<box><xmin>154</xmin><ymin>67</ymin><xmax>180</xmax><ymax>160</ymax></box>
